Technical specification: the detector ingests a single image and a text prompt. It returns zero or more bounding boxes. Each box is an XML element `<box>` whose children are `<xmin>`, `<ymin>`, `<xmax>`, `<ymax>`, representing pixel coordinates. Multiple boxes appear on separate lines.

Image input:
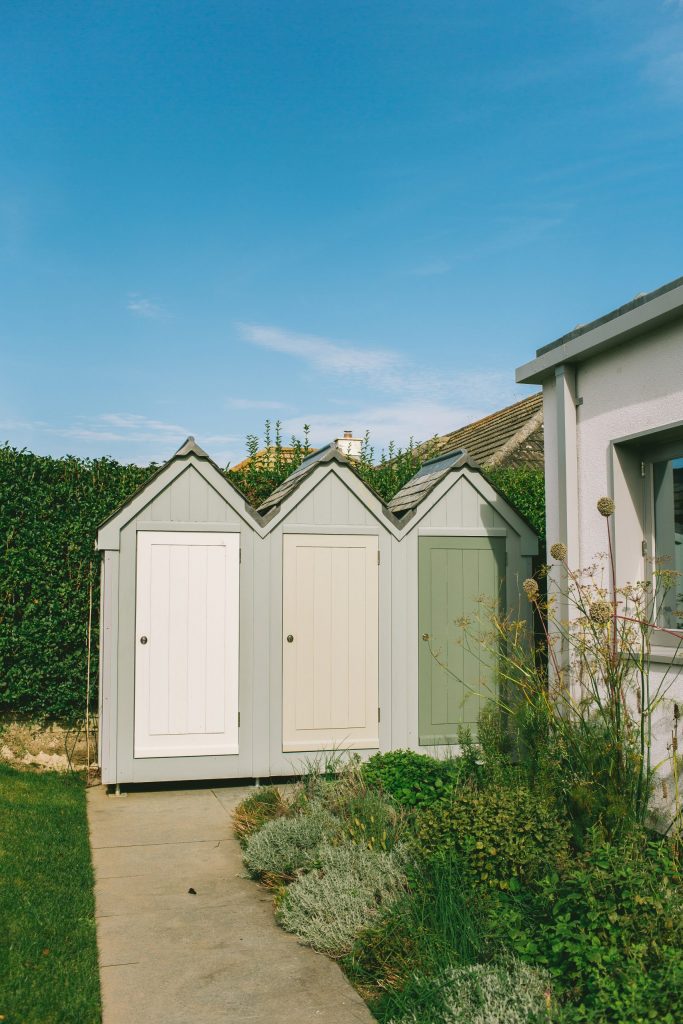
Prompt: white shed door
<box><xmin>134</xmin><ymin>531</ymin><xmax>239</xmax><ymax>759</ymax></box>
<box><xmin>282</xmin><ymin>534</ymin><xmax>379</xmax><ymax>752</ymax></box>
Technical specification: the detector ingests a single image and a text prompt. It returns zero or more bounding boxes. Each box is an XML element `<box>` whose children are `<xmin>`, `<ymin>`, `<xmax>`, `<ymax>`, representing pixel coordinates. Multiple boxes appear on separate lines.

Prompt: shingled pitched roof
<box><xmin>230</xmin><ymin>445</ymin><xmax>315</xmax><ymax>474</ymax></box>
<box><xmin>430</xmin><ymin>393</ymin><xmax>543</xmax><ymax>470</ymax></box>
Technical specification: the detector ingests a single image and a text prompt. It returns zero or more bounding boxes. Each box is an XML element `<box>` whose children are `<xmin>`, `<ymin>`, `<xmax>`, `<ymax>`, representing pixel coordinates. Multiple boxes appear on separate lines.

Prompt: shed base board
<box><xmin>283</xmin><ymin>738</ymin><xmax>379</xmax><ymax>753</ymax></box>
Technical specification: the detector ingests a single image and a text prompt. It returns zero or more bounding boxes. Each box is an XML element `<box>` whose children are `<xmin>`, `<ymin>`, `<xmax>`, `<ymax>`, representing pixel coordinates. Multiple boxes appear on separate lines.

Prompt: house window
<box><xmin>652</xmin><ymin>455</ymin><xmax>683</xmax><ymax>630</ymax></box>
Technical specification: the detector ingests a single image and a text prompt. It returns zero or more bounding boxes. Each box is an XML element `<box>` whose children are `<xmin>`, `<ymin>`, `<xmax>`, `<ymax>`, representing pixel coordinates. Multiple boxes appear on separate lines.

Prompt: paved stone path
<box><xmin>87</xmin><ymin>784</ymin><xmax>374</xmax><ymax>1024</ymax></box>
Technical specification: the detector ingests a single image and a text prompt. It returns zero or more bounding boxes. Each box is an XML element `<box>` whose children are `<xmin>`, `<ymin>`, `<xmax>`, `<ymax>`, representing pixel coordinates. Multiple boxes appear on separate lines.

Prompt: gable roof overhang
<box><xmin>257</xmin><ymin>443</ymin><xmax>403</xmax><ymax>535</ymax></box>
<box><xmin>96</xmin><ymin>437</ymin><xmax>262</xmax><ymax>550</ymax></box>
<box><xmin>390</xmin><ymin>454</ymin><xmax>538</xmax><ymax>554</ymax></box>
<box><xmin>516</xmin><ymin>274</ymin><xmax>683</xmax><ymax>385</ymax></box>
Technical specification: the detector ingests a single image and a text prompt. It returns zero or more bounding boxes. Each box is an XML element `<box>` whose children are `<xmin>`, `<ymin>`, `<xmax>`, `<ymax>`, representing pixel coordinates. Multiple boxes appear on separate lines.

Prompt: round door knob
<box><xmin>140</xmin><ymin>636</ymin><xmax>148</xmax><ymax>645</ymax></box>
<box><xmin>286</xmin><ymin>634</ymin><xmax>294</xmax><ymax>643</ymax></box>
<box><xmin>422</xmin><ymin>633</ymin><xmax>429</xmax><ymax>641</ymax></box>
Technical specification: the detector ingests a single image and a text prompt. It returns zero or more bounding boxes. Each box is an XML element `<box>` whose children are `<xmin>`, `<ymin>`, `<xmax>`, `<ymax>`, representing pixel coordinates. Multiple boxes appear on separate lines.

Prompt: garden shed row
<box><xmin>96</xmin><ymin>437</ymin><xmax>538</xmax><ymax>785</ymax></box>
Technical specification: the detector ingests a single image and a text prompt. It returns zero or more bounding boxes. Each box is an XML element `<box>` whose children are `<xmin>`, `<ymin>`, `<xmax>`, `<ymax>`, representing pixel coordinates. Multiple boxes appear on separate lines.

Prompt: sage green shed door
<box><xmin>418</xmin><ymin>536</ymin><xmax>505</xmax><ymax>745</ymax></box>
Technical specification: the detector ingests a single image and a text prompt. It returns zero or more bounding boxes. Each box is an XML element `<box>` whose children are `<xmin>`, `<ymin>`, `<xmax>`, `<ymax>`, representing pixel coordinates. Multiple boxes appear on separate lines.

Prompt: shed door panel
<box><xmin>283</xmin><ymin>534</ymin><xmax>379</xmax><ymax>752</ymax></box>
<box><xmin>135</xmin><ymin>531</ymin><xmax>239</xmax><ymax>758</ymax></box>
<box><xmin>418</xmin><ymin>536</ymin><xmax>505</xmax><ymax>745</ymax></box>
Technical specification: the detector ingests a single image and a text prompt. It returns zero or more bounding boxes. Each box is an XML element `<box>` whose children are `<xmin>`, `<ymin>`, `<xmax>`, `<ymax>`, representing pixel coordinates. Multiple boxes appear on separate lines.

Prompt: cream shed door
<box><xmin>282</xmin><ymin>534</ymin><xmax>379</xmax><ymax>752</ymax></box>
<box><xmin>134</xmin><ymin>532</ymin><xmax>239</xmax><ymax>758</ymax></box>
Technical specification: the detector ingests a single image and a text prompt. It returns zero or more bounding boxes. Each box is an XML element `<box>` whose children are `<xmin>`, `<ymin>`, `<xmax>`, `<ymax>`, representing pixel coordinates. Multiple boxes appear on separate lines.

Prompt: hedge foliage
<box><xmin>0</xmin><ymin>445</ymin><xmax>154</xmax><ymax>721</ymax></box>
<box><xmin>0</xmin><ymin>428</ymin><xmax>545</xmax><ymax>722</ymax></box>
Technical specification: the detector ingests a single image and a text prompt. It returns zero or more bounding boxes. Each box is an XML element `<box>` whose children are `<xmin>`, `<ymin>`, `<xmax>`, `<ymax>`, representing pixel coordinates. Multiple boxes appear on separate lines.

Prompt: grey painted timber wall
<box><xmin>97</xmin><ymin>446</ymin><xmax>538</xmax><ymax>785</ymax></box>
<box><xmin>261</xmin><ymin>463</ymin><xmax>394</xmax><ymax>776</ymax></box>
<box><xmin>390</xmin><ymin>470</ymin><xmax>537</xmax><ymax>754</ymax></box>
<box><xmin>97</xmin><ymin>454</ymin><xmax>261</xmax><ymax>784</ymax></box>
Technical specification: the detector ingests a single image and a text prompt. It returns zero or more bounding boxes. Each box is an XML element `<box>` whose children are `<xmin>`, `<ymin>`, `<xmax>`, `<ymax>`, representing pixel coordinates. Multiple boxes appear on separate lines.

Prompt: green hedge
<box><xmin>0</xmin><ymin>445</ymin><xmax>153</xmax><ymax>721</ymax></box>
<box><xmin>0</xmin><ymin>441</ymin><xmax>544</xmax><ymax>722</ymax></box>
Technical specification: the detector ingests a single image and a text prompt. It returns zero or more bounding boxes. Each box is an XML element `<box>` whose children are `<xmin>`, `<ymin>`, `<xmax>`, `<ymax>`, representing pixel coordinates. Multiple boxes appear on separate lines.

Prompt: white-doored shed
<box><xmin>258</xmin><ymin>444</ymin><xmax>397</xmax><ymax>775</ymax></box>
<box><xmin>96</xmin><ymin>435</ymin><xmax>538</xmax><ymax>787</ymax></box>
<box><xmin>387</xmin><ymin>451</ymin><xmax>538</xmax><ymax>752</ymax></box>
<box><xmin>96</xmin><ymin>438</ymin><xmax>262</xmax><ymax>785</ymax></box>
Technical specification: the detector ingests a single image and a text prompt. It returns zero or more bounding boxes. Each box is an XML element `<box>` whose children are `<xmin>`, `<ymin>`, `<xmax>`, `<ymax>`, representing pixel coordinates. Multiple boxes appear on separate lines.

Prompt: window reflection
<box><xmin>653</xmin><ymin>456</ymin><xmax>683</xmax><ymax>629</ymax></box>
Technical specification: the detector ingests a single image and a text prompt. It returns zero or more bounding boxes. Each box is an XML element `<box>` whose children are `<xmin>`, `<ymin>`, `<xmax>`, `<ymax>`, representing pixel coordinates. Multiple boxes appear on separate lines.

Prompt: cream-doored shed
<box><xmin>258</xmin><ymin>445</ymin><xmax>397</xmax><ymax>775</ymax></box>
<box><xmin>388</xmin><ymin>451</ymin><xmax>538</xmax><ymax>751</ymax></box>
<box><xmin>96</xmin><ymin>436</ymin><xmax>538</xmax><ymax>786</ymax></box>
<box><xmin>96</xmin><ymin>438</ymin><xmax>262</xmax><ymax>785</ymax></box>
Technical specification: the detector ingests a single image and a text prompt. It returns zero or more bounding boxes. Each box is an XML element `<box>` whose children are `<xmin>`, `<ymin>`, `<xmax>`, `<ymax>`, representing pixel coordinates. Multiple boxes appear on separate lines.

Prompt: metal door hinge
<box><xmin>641</xmin><ymin>461</ymin><xmax>646</xmax><ymax>478</ymax></box>
<box><xmin>377</xmin><ymin>550</ymin><xmax>381</xmax><ymax>565</ymax></box>
<box><xmin>239</xmin><ymin>548</ymin><xmax>242</xmax><ymax>562</ymax></box>
<box><xmin>238</xmin><ymin>712</ymin><xmax>241</xmax><ymax>727</ymax></box>
<box><xmin>378</xmin><ymin>707</ymin><xmax>381</xmax><ymax>722</ymax></box>
<box><xmin>642</xmin><ymin>540</ymin><xmax>647</xmax><ymax>557</ymax></box>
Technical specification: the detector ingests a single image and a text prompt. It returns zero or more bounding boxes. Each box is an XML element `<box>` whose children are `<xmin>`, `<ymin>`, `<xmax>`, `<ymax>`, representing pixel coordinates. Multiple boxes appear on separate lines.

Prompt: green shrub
<box><xmin>0</xmin><ymin>445</ymin><xmax>153</xmax><ymax>721</ymax></box>
<box><xmin>495</xmin><ymin>829</ymin><xmax>683</xmax><ymax>1024</ymax></box>
<box><xmin>414</xmin><ymin>787</ymin><xmax>570</xmax><ymax>890</ymax></box>
<box><xmin>384</xmin><ymin>957</ymin><xmax>553</xmax><ymax>1024</ymax></box>
<box><xmin>361</xmin><ymin>750</ymin><xmax>461</xmax><ymax>810</ymax></box>
<box><xmin>346</xmin><ymin>854</ymin><xmax>486</xmax><ymax>996</ymax></box>
<box><xmin>485</xmin><ymin>466</ymin><xmax>545</xmax><ymax>541</ymax></box>
<box><xmin>242</xmin><ymin>804</ymin><xmax>339</xmax><ymax>881</ymax></box>
<box><xmin>232</xmin><ymin>787</ymin><xmax>289</xmax><ymax>846</ymax></box>
<box><xmin>276</xmin><ymin>841</ymin><xmax>407</xmax><ymax>957</ymax></box>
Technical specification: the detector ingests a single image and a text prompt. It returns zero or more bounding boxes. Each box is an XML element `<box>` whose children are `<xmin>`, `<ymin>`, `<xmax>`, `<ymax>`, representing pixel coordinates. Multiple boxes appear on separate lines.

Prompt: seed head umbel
<box><xmin>523</xmin><ymin>578</ymin><xmax>540</xmax><ymax>602</ymax></box>
<box><xmin>589</xmin><ymin>599</ymin><xmax>613</xmax><ymax>625</ymax></box>
<box><xmin>550</xmin><ymin>542</ymin><xmax>567</xmax><ymax>561</ymax></box>
<box><xmin>597</xmin><ymin>496</ymin><xmax>615</xmax><ymax>517</ymax></box>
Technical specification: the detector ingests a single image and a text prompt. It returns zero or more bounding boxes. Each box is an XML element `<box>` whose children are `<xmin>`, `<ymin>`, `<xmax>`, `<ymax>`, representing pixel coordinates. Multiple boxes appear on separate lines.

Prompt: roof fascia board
<box><xmin>396</xmin><ymin>467</ymin><xmax>538</xmax><ymax>555</ymax></box>
<box><xmin>97</xmin><ymin>456</ymin><xmax>260</xmax><ymax>550</ymax></box>
<box><xmin>516</xmin><ymin>281</ymin><xmax>683</xmax><ymax>384</ymax></box>
<box><xmin>259</xmin><ymin>461</ymin><xmax>402</xmax><ymax>537</ymax></box>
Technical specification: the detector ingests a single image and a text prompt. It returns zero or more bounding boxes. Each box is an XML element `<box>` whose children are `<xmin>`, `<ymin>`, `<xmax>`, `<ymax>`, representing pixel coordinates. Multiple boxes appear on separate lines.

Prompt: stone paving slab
<box><xmin>87</xmin><ymin>784</ymin><xmax>375</xmax><ymax>1024</ymax></box>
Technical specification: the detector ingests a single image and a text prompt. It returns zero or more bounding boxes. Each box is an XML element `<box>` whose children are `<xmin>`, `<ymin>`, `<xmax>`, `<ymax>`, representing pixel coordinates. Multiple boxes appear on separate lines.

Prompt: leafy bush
<box><xmin>228</xmin><ymin>420</ymin><xmax>314</xmax><ymax>507</ymax></box>
<box><xmin>495</xmin><ymin>829</ymin><xmax>683</xmax><ymax>1024</ymax></box>
<box><xmin>232</xmin><ymin>787</ymin><xmax>289</xmax><ymax>846</ymax></box>
<box><xmin>384</xmin><ymin>957</ymin><xmax>553</xmax><ymax>1024</ymax></box>
<box><xmin>346</xmin><ymin>854</ymin><xmax>485</xmax><ymax>997</ymax></box>
<box><xmin>242</xmin><ymin>804</ymin><xmax>339</xmax><ymax>882</ymax></box>
<box><xmin>0</xmin><ymin>445</ymin><xmax>153</xmax><ymax>721</ymax></box>
<box><xmin>485</xmin><ymin>466</ymin><xmax>545</xmax><ymax>541</ymax></box>
<box><xmin>361</xmin><ymin>750</ymin><xmax>462</xmax><ymax>810</ymax></box>
<box><xmin>413</xmin><ymin>786</ymin><xmax>570</xmax><ymax>890</ymax></box>
<box><xmin>276</xmin><ymin>841</ymin><xmax>407</xmax><ymax>957</ymax></box>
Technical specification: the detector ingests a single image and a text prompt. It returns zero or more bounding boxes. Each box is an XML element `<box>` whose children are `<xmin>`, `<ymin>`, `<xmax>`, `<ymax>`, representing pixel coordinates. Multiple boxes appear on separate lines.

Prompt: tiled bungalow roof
<box><xmin>429</xmin><ymin>393</ymin><xmax>544</xmax><ymax>470</ymax></box>
<box><xmin>230</xmin><ymin>445</ymin><xmax>315</xmax><ymax>474</ymax></box>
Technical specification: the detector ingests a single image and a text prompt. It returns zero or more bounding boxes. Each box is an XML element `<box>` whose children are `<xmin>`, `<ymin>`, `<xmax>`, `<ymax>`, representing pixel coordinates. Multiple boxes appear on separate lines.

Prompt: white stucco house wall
<box><xmin>516</xmin><ymin>274</ymin><xmax>683</xmax><ymax>807</ymax></box>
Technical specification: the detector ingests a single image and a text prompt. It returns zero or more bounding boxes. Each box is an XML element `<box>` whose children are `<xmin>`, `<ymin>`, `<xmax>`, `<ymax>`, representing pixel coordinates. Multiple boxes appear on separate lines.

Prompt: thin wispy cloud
<box><xmin>239</xmin><ymin>323</ymin><xmax>401</xmax><ymax>379</ymax></box>
<box><xmin>639</xmin><ymin>32</ymin><xmax>683</xmax><ymax>98</ymax></box>
<box><xmin>283</xmin><ymin>400</ymin><xmax>488</xmax><ymax>452</ymax></box>
<box><xmin>66</xmin><ymin>413</ymin><xmax>189</xmax><ymax>442</ymax></box>
<box><xmin>126</xmin><ymin>294</ymin><xmax>169</xmax><ymax>319</ymax></box>
<box><xmin>2</xmin><ymin>413</ymin><xmax>241</xmax><ymax>466</ymax></box>
<box><xmin>238</xmin><ymin>321</ymin><xmax>519</xmax><ymax>413</ymax></box>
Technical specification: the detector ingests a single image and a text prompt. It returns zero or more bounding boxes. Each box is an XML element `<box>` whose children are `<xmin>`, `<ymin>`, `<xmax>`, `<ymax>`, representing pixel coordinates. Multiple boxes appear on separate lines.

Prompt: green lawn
<box><xmin>0</xmin><ymin>764</ymin><xmax>101</xmax><ymax>1024</ymax></box>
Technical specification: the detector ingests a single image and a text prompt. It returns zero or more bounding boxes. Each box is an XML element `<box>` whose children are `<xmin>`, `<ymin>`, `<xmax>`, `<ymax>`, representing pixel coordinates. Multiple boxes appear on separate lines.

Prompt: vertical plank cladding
<box><xmin>288</xmin><ymin>473</ymin><xmax>373</xmax><ymax>526</ymax></box>
<box><xmin>134</xmin><ymin>532</ymin><xmax>239</xmax><ymax>758</ymax></box>
<box><xmin>418</xmin><ymin>536</ymin><xmax>505</xmax><ymax>745</ymax></box>
<box><xmin>424</xmin><ymin>478</ymin><xmax>507</xmax><ymax>530</ymax></box>
<box><xmin>138</xmin><ymin>466</ymin><xmax>241</xmax><ymax>525</ymax></box>
<box><xmin>282</xmin><ymin>534</ymin><xmax>379</xmax><ymax>752</ymax></box>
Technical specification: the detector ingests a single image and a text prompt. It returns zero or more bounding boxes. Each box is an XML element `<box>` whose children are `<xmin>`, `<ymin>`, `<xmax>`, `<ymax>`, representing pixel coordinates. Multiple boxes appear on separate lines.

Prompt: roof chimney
<box><xmin>335</xmin><ymin>429</ymin><xmax>363</xmax><ymax>461</ymax></box>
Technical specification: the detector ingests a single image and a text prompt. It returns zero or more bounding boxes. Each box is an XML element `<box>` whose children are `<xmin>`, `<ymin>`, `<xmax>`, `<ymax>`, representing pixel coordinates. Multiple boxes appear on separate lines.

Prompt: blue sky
<box><xmin>2</xmin><ymin>1</ymin><xmax>683</xmax><ymax>466</ymax></box>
